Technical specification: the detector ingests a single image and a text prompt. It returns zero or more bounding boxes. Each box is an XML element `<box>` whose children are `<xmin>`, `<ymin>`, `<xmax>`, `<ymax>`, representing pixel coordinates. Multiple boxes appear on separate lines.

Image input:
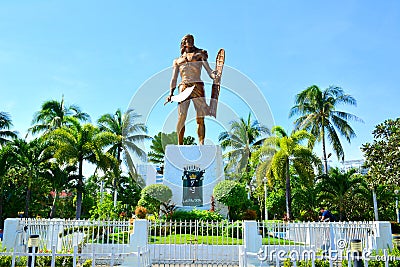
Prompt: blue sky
<box><xmin>1</xmin><ymin>1</ymin><xmax>399</xmax><ymax>165</ymax></box>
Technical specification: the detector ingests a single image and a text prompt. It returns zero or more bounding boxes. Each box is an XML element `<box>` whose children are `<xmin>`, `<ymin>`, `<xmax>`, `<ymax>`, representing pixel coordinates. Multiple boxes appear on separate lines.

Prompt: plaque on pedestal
<box><xmin>163</xmin><ymin>145</ymin><xmax>224</xmax><ymax>209</ymax></box>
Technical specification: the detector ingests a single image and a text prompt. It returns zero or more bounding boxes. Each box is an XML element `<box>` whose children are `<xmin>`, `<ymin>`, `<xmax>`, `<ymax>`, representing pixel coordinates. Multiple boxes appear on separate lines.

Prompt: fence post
<box><xmin>2</xmin><ymin>218</ymin><xmax>21</xmax><ymax>251</ymax></box>
<box><xmin>238</xmin><ymin>245</ymin><xmax>247</xmax><ymax>267</ymax></box>
<box><xmin>373</xmin><ymin>221</ymin><xmax>392</xmax><ymax>250</ymax></box>
<box><xmin>242</xmin><ymin>220</ymin><xmax>262</xmax><ymax>266</ymax></box>
<box><xmin>243</xmin><ymin>220</ymin><xmax>262</xmax><ymax>253</ymax></box>
<box><xmin>119</xmin><ymin>219</ymin><xmax>149</xmax><ymax>266</ymax></box>
<box><xmin>73</xmin><ymin>246</ymin><xmax>77</xmax><ymax>267</ymax></box>
<box><xmin>51</xmin><ymin>245</ymin><xmax>56</xmax><ymax>267</ymax></box>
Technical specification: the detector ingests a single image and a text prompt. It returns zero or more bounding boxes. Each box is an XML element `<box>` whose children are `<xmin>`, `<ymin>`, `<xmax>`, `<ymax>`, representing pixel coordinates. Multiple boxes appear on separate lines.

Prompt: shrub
<box><xmin>241</xmin><ymin>209</ymin><xmax>257</xmax><ymax>220</ymax></box>
<box><xmin>392</xmin><ymin>222</ymin><xmax>400</xmax><ymax>234</ymax></box>
<box><xmin>141</xmin><ymin>184</ymin><xmax>172</xmax><ymax>203</ymax></box>
<box><xmin>82</xmin><ymin>259</ymin><xmax>92</xmax><ymax>267</ymax></box>
<box><xmin>213</xmin><ymin>180</ymin><xmax>248</xmax><ymax>220</ymax></box>
<box><xmin>138</xmin><ymin>184</ymin><xmax>173</xmax><ymax>215</ymax></box>
<box><xmin>166</xmin><ymin>209</ymin><xmax>224</xmax><ymax>222</ymax></box>
<box><xmin>135</xmin><ymin>206</ymin><xmax>148</xmax><ymax>219</ymax></box>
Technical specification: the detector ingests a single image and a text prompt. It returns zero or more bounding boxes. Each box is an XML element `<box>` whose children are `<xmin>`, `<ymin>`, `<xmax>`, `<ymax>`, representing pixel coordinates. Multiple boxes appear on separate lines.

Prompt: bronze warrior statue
<box><xmin>165</xmin><ymin>34</ymin><xmax>224</xmax><ymax>145</ymax></box>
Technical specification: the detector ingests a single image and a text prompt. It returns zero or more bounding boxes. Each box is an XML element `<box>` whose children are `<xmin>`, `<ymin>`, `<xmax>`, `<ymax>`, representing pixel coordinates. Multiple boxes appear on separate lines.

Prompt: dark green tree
<box><xmin>362</xmin><ymin>118</ymin><xmax>400</xmax><ymax>186</ymax></box>
<box><xmin>46</xmin><ymin>119</ymin><xmax>117</xmax><ymax>218</ymax></box>
<box><xmin>289</xmin><ymin>85</ymin><xmax>363</xmax><ymax>173</ymax></box>
<box><xmin>361</xmin><ymin>118</ymin><xmax>400</xmax><ymax>220</ymax></box>
<box><xmin>45</xmin><ymin>163</ymin><xmax>77</xmax><ymax>218</ymax></box>
<box><xmin>97</xmin><ymin>109</ymin><xmax>150</xmax><ymax>203</ymax></box>
<box><xmin>90</xmin><ymin>193</ymin><xmax>124</xmax><ymax>220</ymax></box>
<box><xmin>254</xmin><ymin>126</ymin><xmax>321</xmax><ymax>220</ymax></box>
<box><xmin>213</xmin><ymin>180</ymin><xmax>248</xmax><ymax>220</ymax></box>
<box><xmin>219</xmin><ymin>113</ymin><xmax>269</xmax><ymax>183</ymax></box>
<box><xmin>291</xmin><ymin>170</ymin><xmax>320</xmax><ymax>221</ymax></box>
<box><xmin>0</xmin><ymin>144</ymin><xmax>13</xmax><ymax>227</ymax></box>
<box><xmin>148</xmin><ymin>131</ymin><xmax>196</xmax><ymax>165</ymax></box>
<box><xmin>9</xmin><ymin>138</ymin><xmax>52</xmax><ymax>217</ymax></box>
<box><xmin>316</xmin><ymin>168</ymin><xmax>368</xmax><ymax>221</ymax></box>
<box><xmin>29</xmin><ymin>95</ymin><xmax>90</xmax><ymax>136</ymax></box>
<box><xmin>0</xmin><ymin>111</ymin><xmax>17</xmax><ymax>146</ymax></box>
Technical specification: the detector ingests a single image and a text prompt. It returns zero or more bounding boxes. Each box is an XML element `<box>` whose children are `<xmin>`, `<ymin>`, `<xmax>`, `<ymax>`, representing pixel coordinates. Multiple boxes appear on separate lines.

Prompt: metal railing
<box><xmin>1</xmin><ymin>218</ymin><xmax>150</xmax><ymax>267</ymax></box>
<box><xmin>1</xmin><ymin>219</ymin><xmax>382</xmax><ymax>267</ymax></box>
<box><xmin>148</xmin><ymin>220</ymin><xmax>242</xmax><ymax>265</ymax></box>
<box><xmin>258</xmin><ymin>221</ymin><xmax>376</xmax><ymax>251</ymax></box>
<box><xmin>0</xmin><ymin>245</ymin><xmax>151</xmax><ymax>267</ymax></box>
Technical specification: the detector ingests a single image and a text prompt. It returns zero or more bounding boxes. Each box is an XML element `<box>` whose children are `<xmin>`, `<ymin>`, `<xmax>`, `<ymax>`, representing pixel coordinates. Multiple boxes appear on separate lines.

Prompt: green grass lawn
<box><xmin>149</xmin><ymin>234</ymin><xmax>243</xmax><ymax>245</ymax></box>
<box><xmin>262</xmin><ymin>237</ymin><xmax>299</xmax><ymax>245</ymax></box>
<box><xmin>87</xmin><ymin>231</ymin><xmax>299</xmax><ymax>245</ymax></box>
<box><xmin>148</xmin><ymin>233</ymin><xmax>297</xmax><ymax>245</ymax></box>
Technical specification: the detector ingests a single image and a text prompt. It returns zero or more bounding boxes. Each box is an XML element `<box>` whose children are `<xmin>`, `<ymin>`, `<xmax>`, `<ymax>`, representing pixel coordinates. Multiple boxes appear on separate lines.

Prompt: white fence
<box><xmin>240</xmin><ymin>221</ymin><xmax>393</xmax><ymax>267</ymax></box>
<box><xmin>1</xmin><ymin>219</ymin><xmax>394</xmax><ymax>267</ymax></box>
<box><xmin>148</xmin><ymin>220</ymin><xmax>241</xmax><ymax>265</ymax></box>
<box><xmin>1</xmin><ymin>218</ymin><xmax>150</xmax><ymax>267</ymax></box>
<box><xmin>258</xmin><ymin>221</ymin><xmax>377</xmax><ymax>251</ymax></box>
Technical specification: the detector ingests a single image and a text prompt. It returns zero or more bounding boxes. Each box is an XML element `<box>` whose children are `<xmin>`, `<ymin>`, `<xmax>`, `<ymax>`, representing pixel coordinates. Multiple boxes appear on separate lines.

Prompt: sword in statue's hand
<box><xmin>164</xmin><ymin>85</ymin><xmax>195</xmax><ymax>105</ymax></box>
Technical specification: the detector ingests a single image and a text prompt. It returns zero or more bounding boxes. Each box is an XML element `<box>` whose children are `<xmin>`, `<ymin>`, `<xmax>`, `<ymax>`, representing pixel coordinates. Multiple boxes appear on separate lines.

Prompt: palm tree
<box><xmin>148</xmin><ymin>131</ymin><xmax>196</xmax><ymax>165</ymax></box>
<box><xmin>46</xmin><ymin>163</ymin><xmax>77</xmax><ymax>218</ymax></box>
<box><xmin>47</xmin><ymin>119</ymin><xmax>117</xmax><ymax>218</ymax></box>
<box><xmin>0</xmin><ymin>144</ymin><xmax>13</xmax><ymax>227</ymax></box>
<box><xmin>316</xmin><ymin>167</ymin><xmax>368</xmax><ymax>221</ymax></box>
<box><xmin>254</xmin><ymin>126</ymin><xmax>321</xmax><ymax>220</ymax></box>
<box><xmin>289</xmin><ymin>85</ymin><xmax>363</xmax><ymax>173</ymax></box>
<box><xmin>0</xmin><ymin>112</ymin><xmax>17</xmax><ymax>146</ymax></box>
<box><xmin>29</xmin><ymin>95</ymin><xmax>90</xmax><ymax>135</ymax></box>
<box><xmin>97</xmin><ymin>109</ymin><xmax>150</xmax><ymax>204</ymax></box>
<box><xmin>9</xmin><ymin>138</ymin><xmax>52</xmax><ymax>217</ymax></box>
<box><xmin>219</xmin><ymin>113</ymin><xmax>269</xmax><ymax>182</ymax></box>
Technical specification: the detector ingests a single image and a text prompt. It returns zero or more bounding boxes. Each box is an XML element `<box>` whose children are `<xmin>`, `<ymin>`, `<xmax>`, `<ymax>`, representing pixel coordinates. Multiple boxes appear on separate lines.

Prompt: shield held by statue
<box><xmin>209</xmin><ymin>48</ymin><xmax>225</xmax><ymax>118</ymax></box>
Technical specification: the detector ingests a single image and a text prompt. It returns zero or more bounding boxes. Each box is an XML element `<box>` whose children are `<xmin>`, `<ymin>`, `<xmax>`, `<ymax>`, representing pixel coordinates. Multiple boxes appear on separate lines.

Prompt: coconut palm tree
<box><xmin>0</xmin><ymin>112</ymin><xmax>17</xmax><ymax>146</ymax></box>
<box><xmin>254</xmin><ymin>126</ymin><xmax>321</xmax><ymax>220</ymax></box>
<box><xmin>148</xmin><ymin>131</ymin><xmax>196</xmax><ymax>165</ymax></box>
<box><xmin>289</xmin><ymin>85</ymin><xmax>363</xmax><ymax>173</ymax></box>
<box><xmin>46</xmin><ymin>163</ymin><xmax>77</xmax><ymax>218</ymax></box>
<box><xmin>97</xmin><ymin>109</ymin><xmax>150</xmax><ymax>204</ymax></box>
<box><xmin>47</xmin><ymin>119</ymin><xmax>117</xmax><ymax>218</ymax></box>
<box><xmin>316</xmin><ymin>167</ymin><xmax>368</xmax><ymax>221</ymax></box>
<box><xmin>219</xmin><ymin>113</ymin><xmax>269</xmax><ymax>182</ymax></box>
<box><xmin>0</xmin><ymin>144</ymin><xmax>13</xmax><ymax>227</ymax></box>
<box><xmin>9</xmin><ymin>138</ymin><xmax>52</xmax><ymax>217</ymax></box>
<box><xmin>29</xmin><ymin>95</ymin><xmax>90</xmax><ymax>136</ymax></box>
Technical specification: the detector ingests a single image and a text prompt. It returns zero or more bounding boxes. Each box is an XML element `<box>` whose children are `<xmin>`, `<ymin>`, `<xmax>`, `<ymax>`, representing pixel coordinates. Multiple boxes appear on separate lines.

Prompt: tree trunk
<box><xmin>113</xmin><ymin>146</ymin><xmax>122</xmax><ymax>207</ymax></box>
<box><xmin>285</xmin><ymin>158</ymin><xmax>292</xmax><ymax>220</ymax></box>
<box><xmin>49</xmin><ymin>189</ymin><xmax>59</xmax><ymax>219</ymax></box>
<box><xmin>372</xmin><ymin>188</ymin><xmax>379</xmax><ymax>221</ymax></box>
<box><xmin>0</xmin><ymin>184</ymin><xmax>4</xmax><ymax>228</ymax></box>
<box><xmin>24</xmin><ymin>188</ymin><xmax>31</xmax><ymax>218</ymax></box>
<box><xmin>339</xmin><ymin>198</ymin><xmax>344</xmax><ymax>221</ymax></box>
<box><xmin>322</xmin><ymin>127</ymin><xmax>328</xmax><ymax>174</ymax></box>
<box><xmin>24</xmin><ymin>171</ymin><xmax>32</xmax><ymax>218</ymax></box>
<box><xmin>76</xmin><ymin>160</ymin><xmax>83</xmax><ymax>219</ymax></box>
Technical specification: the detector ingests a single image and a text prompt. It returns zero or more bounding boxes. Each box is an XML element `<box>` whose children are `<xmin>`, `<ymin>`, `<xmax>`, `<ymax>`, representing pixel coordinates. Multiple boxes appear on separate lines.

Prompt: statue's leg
<box><xmin>177</xmin><ymin>100</ymin><xmax>189</xmax><ymax>145</ymax></box>
<box><xmin>193</xmin><ymin>96</ymin><xmax>207</xmax><ymax>145</ymax></box>
<box><xmin>196</xmin><ymin>117</ymin><xmax>205</xmax><ymax>145</ymax></box>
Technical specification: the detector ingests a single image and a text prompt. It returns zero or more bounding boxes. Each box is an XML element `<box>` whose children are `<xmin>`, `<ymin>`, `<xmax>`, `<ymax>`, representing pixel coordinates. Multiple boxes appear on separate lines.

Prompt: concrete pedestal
<box><xmin>164</xmin><ymin>145</ymin><xmax>224</xmax><ymax>209</ymax></box>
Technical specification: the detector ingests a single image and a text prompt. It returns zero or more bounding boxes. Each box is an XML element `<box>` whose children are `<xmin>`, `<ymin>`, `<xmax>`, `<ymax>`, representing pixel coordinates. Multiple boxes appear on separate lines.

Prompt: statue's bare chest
<box><xmin>176</xmin><ymin>52</ymin><xmax>204</xmax><ymax>65</ymax></box>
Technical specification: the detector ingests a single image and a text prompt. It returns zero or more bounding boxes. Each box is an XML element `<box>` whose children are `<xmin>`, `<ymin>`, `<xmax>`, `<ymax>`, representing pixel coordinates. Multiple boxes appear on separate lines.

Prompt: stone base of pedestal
<box><xmin>164</xmin><ymin>145</ymin><xmax>225</xmax><ymax>209</ymax></box>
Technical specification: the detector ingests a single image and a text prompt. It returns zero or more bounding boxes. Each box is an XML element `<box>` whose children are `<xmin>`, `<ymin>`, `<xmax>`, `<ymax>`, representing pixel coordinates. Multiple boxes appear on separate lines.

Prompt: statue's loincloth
<box><xmin>178</xmin><ymin>82</ymin><xmax>209</xmax><ymax>118</ymax></box>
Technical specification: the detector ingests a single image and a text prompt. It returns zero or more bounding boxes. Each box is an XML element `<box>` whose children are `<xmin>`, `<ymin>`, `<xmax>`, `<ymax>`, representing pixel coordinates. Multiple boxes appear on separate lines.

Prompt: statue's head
<box><xmin>180</xmin><ymin>34</ymin><xmax>195</xmax><ymax>54</ymax></box>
